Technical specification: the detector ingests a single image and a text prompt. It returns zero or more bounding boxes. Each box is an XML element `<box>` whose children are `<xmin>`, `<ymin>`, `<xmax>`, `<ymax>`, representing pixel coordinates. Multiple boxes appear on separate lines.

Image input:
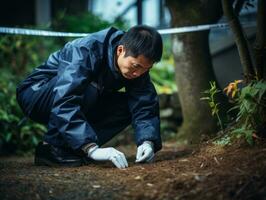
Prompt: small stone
<box><xmin>194</xmin><ymin>175</ymin><xmax>206</xmax><ymax>182</ymax></box>
<box><xmin>179</xmin><ymin>159</ymin><xmax>189</xmax><ymax>162</ymax></box>
<box><xmin>92</xmin><ymin>185</ymin><xmax>101</xmax><ymax>188</ymax></box>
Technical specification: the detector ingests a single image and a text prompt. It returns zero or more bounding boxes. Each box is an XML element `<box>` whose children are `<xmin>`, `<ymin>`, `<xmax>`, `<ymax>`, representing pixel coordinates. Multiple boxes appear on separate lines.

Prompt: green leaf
<box><xmin>200</xmin><ymin>97</ymin><xmax>210</xmax><ymax>100</ymax></box>
<box><xmin>5</xmin><ymin>132</ymin><xmax>12</xmax><ymax>142</ymax></box>
<box><xmin>213</xmin><ymin>135</ymin><xmax>231</xmax><ymax>146</ymax></box>
<box><xmin>32</xmin><ymin>136</ymin><xmax>39</xmax><ymax>145</ymax></box>
<box><xmin>245</xmin><ymin>131</ymin><xmax>254</xmax><ymax>146</ymax></box>
<box><xmin>209</xmin><ymin>102</ymin><xmax>215</xmax><ymax>107</ymax></box>
<box><xmin>227</xmin><ymin>105</ymin><xmax>239</xmax><ymax>113</ymax></box>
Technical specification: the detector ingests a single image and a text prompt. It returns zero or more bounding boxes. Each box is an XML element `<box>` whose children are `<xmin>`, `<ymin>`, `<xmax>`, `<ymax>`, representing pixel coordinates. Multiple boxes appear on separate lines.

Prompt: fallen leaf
<box><xmin>179</xmin><ymin>159</ymin><xmax>189</xmax><ymax>162</ymax></box>
<box><xmin>134</xmin><ymin>176</ymin><xmax>141</xmax><ymax>180</ymax></box>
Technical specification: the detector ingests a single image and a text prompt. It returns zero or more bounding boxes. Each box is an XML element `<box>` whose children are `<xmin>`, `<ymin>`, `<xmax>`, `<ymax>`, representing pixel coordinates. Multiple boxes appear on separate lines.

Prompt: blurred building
<box><xmin>88</xmin><ymin>0</ymin><xmax>170</xmax><ymax>27</ymax></box>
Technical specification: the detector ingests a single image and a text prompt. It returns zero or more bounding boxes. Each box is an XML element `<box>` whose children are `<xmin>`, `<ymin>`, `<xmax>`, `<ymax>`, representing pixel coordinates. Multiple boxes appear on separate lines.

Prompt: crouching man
<box><xmin>16</xmin><ymin>25</ymin><xmax>163</xmax><ymax>169</ymax></box>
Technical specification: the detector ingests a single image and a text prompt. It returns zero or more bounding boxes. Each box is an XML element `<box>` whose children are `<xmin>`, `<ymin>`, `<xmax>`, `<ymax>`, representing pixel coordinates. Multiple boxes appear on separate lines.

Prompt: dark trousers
<box><xmin>16</xmin><ymin>76</ymin><xmax>132</xmax><ymax>147</ymax></box>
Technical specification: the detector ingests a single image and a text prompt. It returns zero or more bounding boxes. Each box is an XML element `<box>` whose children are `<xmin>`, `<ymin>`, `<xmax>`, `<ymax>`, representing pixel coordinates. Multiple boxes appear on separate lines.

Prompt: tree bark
<box><xmin>172</xmin><ymin>32</ymin><xmax>218</xmax><ymax>143</ymax></box>
<box><xmin>165</xmin><ymin>0</ymin><xmax>225</xmax><ymax>144</ymax></box>
<box><xmin>222</xmin><ymin>0</ymin><xmax>255</xmax><ymax>82</ymax></box>
<box><xmin>254</xmin><ymin>0</ymin><xmax>266</xmax><ymax>80</ymax></box>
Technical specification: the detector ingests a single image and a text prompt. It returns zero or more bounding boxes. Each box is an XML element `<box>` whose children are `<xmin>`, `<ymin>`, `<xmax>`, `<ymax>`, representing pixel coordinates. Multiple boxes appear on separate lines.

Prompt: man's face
<box><xmin>116</xmin><ymin>45</ymin><xmax>153</xmax><ymax>79</ymax></box>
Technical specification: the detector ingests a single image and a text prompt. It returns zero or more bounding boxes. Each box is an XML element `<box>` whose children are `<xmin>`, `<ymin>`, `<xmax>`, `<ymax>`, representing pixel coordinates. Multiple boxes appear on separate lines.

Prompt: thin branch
<box><xmin>222</xmin><ymin>0</ymin><xmax>255</xmax><ymax>83</ymax></box>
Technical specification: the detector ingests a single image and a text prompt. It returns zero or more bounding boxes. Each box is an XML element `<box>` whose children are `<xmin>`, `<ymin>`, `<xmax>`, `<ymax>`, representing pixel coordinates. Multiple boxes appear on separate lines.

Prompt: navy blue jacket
<box><xmin>20</xmin><ymin>27</ymin><xmax>162</xmax><ymax>153</ymax></box>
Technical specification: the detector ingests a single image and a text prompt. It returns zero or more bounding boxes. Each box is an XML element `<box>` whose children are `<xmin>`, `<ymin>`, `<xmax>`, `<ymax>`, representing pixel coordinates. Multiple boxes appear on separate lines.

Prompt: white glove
<box><xmin>88</xmin><ymin>145</ymin><xmax>128</xmax><ymax>169</ymax></box>
<box><xmin>135</xmin><ymin>141</ymin><xmax>155</xmax><ymax>163</ymax></box>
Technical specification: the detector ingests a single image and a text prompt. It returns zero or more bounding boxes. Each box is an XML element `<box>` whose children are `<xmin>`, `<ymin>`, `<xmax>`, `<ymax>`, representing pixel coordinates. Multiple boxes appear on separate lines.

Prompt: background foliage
<box><xmin>203</xmin><ymin>79</ymin><xmax>266</xmax><ymax>146</ymax></box>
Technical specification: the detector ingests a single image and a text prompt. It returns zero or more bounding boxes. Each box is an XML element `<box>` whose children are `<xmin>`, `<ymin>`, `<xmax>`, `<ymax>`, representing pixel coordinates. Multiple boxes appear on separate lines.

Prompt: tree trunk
<box><xmin>254</xmin><ymin>0</ymin><xmax>266</xmax><ymax>80</ymax></box>
<box><xmin>172</xmin><ymin>32</ymin><xmax>218</xmax><ymax>143</ymax></box>
<box><xmin>222</xmin><ymin>0</ymin><xmax>255</xmax><ymax>82</ymax></box>
<box><xmin>165</xmin><ymin>0</ymin><xmax>225</xmax><ymax>144</ymax></box>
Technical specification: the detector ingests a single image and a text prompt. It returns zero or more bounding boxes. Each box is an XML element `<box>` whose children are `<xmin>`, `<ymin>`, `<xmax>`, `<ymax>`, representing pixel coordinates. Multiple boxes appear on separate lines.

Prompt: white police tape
<box><xmin>0</xmin><ymin>27</ymin><xmax>89</xmax><ymax>37</ymax></box>
<box><xmin>0</xmin><ymin>22</ymin><xmax>256</xmax><ymax>37</ymax></box>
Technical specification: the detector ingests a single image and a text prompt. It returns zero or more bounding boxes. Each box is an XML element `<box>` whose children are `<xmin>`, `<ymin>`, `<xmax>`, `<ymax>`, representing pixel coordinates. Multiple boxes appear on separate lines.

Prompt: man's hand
<box><xmin>135</xmin><ymin>141</ymin><xmax>154</xmax><ymax>163</ymax></box>
<box><xmin>88</xmin><ymin>146</ymin><xmax>128</xmax><ymax>169</ymax></box>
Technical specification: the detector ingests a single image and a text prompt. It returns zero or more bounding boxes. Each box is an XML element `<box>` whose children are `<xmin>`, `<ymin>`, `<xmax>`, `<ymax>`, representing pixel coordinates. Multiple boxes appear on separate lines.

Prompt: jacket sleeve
<box><xmin>126</xmin><ymin>73</ymin><xmax>162</xmax><ymax>153</ymax></box>
<box><xmin>47</xmin><ymin>43</ymin><xmax>99</xmax><ymax>150</ymax></box>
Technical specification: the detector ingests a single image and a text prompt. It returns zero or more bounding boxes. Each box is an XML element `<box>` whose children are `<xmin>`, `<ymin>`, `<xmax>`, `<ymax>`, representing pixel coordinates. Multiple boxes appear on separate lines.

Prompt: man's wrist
<box><xmin>81</xmin><ymin>143</ymin><xmax>98</xmax><ymax>154</ymax></box>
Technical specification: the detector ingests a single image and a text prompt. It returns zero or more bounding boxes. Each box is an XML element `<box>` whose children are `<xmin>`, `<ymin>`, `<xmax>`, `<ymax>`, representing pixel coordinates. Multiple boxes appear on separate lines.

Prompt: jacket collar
<box><xmin>106</xmin><ymin>28</ymin><xmax>125</xmax><ymax>80</ymax></box>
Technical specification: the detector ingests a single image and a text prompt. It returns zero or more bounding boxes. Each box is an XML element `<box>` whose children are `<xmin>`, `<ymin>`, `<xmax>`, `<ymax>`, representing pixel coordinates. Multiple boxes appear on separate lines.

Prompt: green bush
<box><xmin>0</xmin><ymin>35</ymin><xmax>58</xmax><ymax>154</ymax></box>
<box><xmin>53</xmin><ymin>11</ymin><xmax>128</xmax><ymax>33</ymax></box>
<box><xmin>52</xmin><ymin>11</ymin><xmax>128</xmax><ymax>45</ymax></box>
<box><xmin>151</xmin><ymin>56</ymin><xmax>177</xmax><ymax>94</ymax></box>
<box><xmin>230</xmin><ymin>80</ymin><xmax>266</xmax><ymax>145</ymax></box>
<box><xmin>0</xmin><ymin>69</ymin><xmax>47</xmax><ymax>154</ymax></box>
<box><xmin>203</xmin><ymin>80</ymin><xmax>266</xmax><ymax>145</ymax></box>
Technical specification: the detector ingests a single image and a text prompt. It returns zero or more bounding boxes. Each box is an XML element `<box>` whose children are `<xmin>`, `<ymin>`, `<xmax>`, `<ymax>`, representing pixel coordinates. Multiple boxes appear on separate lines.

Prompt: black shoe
<box><xmin>34</xmin><ymin>142</ymin><xmax>83</xmax><ymax>167</ymax></box>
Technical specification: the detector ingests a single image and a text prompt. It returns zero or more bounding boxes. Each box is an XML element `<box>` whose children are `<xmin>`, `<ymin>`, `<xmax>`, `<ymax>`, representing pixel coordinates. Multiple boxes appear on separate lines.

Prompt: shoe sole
<box><xmin>34</xmin><ymin>157</ymin><xmax>82</xmax><ymax>167</ymax></box>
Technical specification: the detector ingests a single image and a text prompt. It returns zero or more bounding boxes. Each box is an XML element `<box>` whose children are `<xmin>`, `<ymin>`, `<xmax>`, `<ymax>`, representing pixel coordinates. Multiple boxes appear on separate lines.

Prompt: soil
<box><xmin>0</xmin><ymin>140</ymin><xmax>266</xmax><ymax>200</ymax></box>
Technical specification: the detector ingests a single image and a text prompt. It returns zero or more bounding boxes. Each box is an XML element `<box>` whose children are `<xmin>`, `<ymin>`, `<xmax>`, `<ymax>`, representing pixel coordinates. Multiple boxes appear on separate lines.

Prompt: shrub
<box><xmin>228</xmin><ymin>80</ymin><xmax>266</xmax><ymax>145</ymax></box>
<box><xmin>203</xmin><ymin>79</ymin><xmax>266</xmax><ymax>145</ymax></box>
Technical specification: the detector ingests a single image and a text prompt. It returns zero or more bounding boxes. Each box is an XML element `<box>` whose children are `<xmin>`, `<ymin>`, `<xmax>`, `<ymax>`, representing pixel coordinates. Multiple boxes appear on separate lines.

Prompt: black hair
<box><xmin>119</xmin><ymin>25</ymin><xmax>163</xmax><ymax>63</ymax></box>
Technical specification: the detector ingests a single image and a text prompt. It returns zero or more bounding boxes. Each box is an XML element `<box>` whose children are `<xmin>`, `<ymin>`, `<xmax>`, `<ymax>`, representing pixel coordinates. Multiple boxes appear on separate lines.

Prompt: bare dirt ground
<box><xmin>0</xmin><ymin>140</ymin><xmax>266</xmax><ymax>200</ymax></box>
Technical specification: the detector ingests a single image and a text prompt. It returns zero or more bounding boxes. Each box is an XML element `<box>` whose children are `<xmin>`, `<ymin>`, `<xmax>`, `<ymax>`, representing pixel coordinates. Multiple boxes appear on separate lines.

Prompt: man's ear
<box><xmin>116</xmin><ymin>45</ymin><xmax>125</xmax><ymax>56</ymax></box>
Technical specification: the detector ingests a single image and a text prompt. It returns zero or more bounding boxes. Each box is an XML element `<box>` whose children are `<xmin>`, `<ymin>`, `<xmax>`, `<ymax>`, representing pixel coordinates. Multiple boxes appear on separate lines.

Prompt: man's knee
<box><xmin>16</xmin><ymin>78</ymin><xmax>56</xmax><ymax>124</ymax></box>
